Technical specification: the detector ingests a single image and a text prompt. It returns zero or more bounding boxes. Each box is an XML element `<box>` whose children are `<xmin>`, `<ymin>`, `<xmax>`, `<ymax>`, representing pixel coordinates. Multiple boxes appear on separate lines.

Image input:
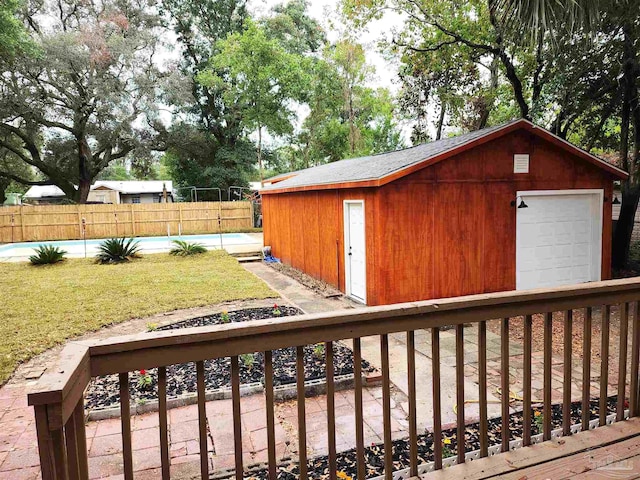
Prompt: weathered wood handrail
<box><xmin>28</xmin><ymin>277</ymin><xmax>640</xmax><ymax>480</ymax></box>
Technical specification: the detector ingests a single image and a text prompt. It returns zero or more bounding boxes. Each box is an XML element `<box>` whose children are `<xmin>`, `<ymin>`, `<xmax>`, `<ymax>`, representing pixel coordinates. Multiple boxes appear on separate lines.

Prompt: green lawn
<box><xmin>0</xmin><ymin>251</ymin><xmax>276</xmax><ymax>385</ymax></box>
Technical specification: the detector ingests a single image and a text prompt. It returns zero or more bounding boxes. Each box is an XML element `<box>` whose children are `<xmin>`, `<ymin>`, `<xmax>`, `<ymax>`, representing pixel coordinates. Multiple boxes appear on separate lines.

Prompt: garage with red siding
<box><xmin>261</xmin><ymin>119</ymin><xmax>627</xmax><ymax>306</ymax></box>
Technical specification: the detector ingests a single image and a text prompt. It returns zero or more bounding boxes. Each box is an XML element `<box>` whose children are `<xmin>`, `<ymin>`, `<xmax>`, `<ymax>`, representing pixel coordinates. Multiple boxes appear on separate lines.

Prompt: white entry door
<box><xmin>516</xmin><ymin>190</ymin><xmax>603</xmax><ymax>290</ymax></box>
<box><xmin>344</xmin><ymin>200</ymin><xmax>366</xmax><ymax>303</ymax></box>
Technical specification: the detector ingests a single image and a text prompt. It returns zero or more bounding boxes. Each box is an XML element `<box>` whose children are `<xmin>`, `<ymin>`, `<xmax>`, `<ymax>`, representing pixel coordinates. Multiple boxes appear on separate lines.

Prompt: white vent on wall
<box><xmin>514</xmin><ymin>154</ymin><xmax>530</xmax><ymax>173</ymax></box>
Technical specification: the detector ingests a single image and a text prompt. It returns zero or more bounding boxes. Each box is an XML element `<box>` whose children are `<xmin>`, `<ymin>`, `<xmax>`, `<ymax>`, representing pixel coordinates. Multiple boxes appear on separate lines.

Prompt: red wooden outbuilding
<box><xmin>261</xmin><ymin>119</ymin><xmax>628</xmax><ymax>306</ymax></box>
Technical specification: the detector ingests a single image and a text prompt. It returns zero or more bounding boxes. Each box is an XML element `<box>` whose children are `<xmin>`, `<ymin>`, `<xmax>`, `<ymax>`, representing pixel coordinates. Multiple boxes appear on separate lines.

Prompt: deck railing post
<box><xmin>617</xmin><ymin>303</ymin><xmax>629</xmax><ymax>421</ymax></box>
<box><xmin>64</xmin><ymin>398</ymin><xmax>89</xmax><ymax>480</ymax></box>
<box><xmin>582</xmin><ymin>307</ymin><xmax>593</xmax><ymax>430</ymax></box>
<box><xmin>600</xmin><ymin>305</ymin><xmax>611</xmax><ymax>427</ymax></box>
<box><xmin>630</xmin><ymin>302</ymin><xmax>640</xmax><ymax>417</ymax></box>
<box><xmin>500</xmin><ymin>318</ymin><xmax>510</xmax><ymax>452</ymax></box>
<box><xmin>34</xmin><ymin>405</ymin><xmax>58</xmax><ymax>480</ymax></box>
<box><xmin>543</xmin><ymin>312</ymin><xmax>553</xmax><ymax>441</ymax></box>
<box><xmin>563</xmin><ymin>310</ymin><xmax>573</xmax><ymax>436</ymax></box>
<box><xmin>119</xmin><ymin>373</ymin><xmax>134</xmax><ymax>480</ymax></box>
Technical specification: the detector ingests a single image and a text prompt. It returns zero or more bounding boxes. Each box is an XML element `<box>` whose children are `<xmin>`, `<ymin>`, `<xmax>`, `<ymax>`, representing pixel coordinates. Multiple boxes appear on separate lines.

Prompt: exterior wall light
<box><xmin>510</xmin><ymin>196</ymin><xmax>529</xmax><ymax>208</ymax></box>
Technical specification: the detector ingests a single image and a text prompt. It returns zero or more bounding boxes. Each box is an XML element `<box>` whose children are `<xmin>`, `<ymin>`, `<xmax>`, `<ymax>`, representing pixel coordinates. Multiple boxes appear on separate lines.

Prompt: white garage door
<box><xmin>516</xmin><ymin>190</ymin><xmax>603</xmax><ymax>290</ymax></box>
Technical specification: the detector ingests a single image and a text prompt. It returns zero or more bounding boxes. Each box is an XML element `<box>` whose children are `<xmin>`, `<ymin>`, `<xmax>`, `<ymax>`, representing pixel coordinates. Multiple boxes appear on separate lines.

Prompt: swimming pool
<box><xmin>0</xmin><ymin>233</ymin><xmax>261</xmax><ymax>260</ymax></box>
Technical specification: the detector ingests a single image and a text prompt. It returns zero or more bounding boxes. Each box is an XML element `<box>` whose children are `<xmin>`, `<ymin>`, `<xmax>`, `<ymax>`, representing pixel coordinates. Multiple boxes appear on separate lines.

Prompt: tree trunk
<box><xmin>75</xmin><ymin>179</ymin><xmax>91</xmax><ymax>204</ymax></box>
<box><xmin>487</xmin><ymin>5</ymin><xmax>530</xmax><ymax>120</ymax></box>
<box><xmin>436</xmin><ymin>102</ymin><xmax>446</xmax><ymax>140</ymax></box>
<box><xmin>613</xmin><ymin>187</ymin><xmax>640</xmax><ymax>270</ymax></box>
<box><xmin>477</xmin><ymin>56</ymin><xmax>499</xmax><ymax>130</ymax></box>
<box><xmin>0</xmin><ymin>179</ymin><xmax>9</xmax><ymax>204</ymax></box>
<box><xmin>257</xmin><ymin>126</ymin><xmax>264</xmax><ymax>187</ymax></box>
<box><xmin>76</xmin><ymin>137</ymin><xmax>93</xmax><ymax>203</ymax></box>
<box><xmin>348</xmin><ymin>87</ymin><xmax>356</xmax><ymax>154</ymax></box>
<box><xmin>611</xmin><ymin>22</ymin><xmax>638</xmax><ymax>269</ymax></box>
<box><xmin>500</xmin><ymin>51</ymin><xmax>530</xmax><ymax>119</ymax></box>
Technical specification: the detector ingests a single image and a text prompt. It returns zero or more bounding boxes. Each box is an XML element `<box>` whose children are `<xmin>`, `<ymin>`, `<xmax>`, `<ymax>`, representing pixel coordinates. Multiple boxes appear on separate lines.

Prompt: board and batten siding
<box><xmin>262</xmin><ymin>129</ymin><xmax>616</xmax><ymax>306</ymax></box>
<box><xmin>263</xmin><ymin>188</ymin><xmax>379</xmax><ymax>301</ymax></box>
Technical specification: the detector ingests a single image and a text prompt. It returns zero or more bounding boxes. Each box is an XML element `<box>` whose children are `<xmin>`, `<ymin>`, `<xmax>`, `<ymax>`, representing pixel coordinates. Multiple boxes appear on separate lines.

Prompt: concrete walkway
<box><xmin>242</xmin><ymin>261</ymin><xmax>357</xmax><ymax>314</ymax></box>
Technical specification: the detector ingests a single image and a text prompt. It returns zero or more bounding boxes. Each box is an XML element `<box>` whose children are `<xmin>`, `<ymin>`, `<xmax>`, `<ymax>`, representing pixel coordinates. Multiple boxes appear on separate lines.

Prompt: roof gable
<box><xmin>262</xmin><ymin>119</ymin><xmax>627</xmax><ymax>194</ymax></box>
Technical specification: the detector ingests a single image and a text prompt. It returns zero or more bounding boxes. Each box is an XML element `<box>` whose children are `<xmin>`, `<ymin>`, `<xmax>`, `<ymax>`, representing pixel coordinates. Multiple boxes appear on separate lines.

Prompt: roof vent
<box><xmin>514</xmin><ymin>154</ymin><xmax>530</xmax><ymax>173</ymax></box>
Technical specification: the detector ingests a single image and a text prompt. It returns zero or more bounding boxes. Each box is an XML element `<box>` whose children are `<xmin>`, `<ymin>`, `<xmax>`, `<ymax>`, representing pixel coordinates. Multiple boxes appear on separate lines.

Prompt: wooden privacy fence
<box><xmin>28</xmin><ymin>278</ymin><xmax>640</xmax><ymax>480</ymax></box>
<box><xmin>0</xmin><ymin>202</ymin><xmax>253</xmax><ymax>243</ymax></box>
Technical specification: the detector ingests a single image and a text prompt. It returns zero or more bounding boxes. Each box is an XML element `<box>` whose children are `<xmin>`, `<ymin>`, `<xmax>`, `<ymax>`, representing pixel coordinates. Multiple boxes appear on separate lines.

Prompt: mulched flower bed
<box><xmin>85</xmin><ymin>306</ymin><xmax>375</xmax><ymax>411</ymax></box>
<box><xmin>237</xmin><ymin>396</ymin><xmax>620</xmax><ymax>479</ymax></box>
<box><xmin>267</xmin><ymin>262</ymin><xmax>343</xmax><ymax>298</ymax></box>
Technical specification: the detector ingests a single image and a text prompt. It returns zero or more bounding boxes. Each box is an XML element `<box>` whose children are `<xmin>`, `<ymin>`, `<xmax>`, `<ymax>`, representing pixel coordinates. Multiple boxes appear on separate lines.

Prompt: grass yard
<box><xmin>0</xmin><ymin>251</ymin><xmax>276</xmax><ymax>385</ymax></box>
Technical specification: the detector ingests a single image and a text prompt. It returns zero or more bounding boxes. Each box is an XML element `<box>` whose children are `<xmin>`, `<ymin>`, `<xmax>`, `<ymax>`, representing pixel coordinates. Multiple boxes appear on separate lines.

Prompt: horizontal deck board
<box><xmin>424</xmin><ymin>418</ymin><xmax>640</xmax><ymax>480</ymax></box>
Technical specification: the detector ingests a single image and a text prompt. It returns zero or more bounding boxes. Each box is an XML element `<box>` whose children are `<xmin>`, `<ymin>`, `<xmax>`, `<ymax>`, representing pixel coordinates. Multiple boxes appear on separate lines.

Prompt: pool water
<box><xmin>0</xmin><ymin>233</ymin><xmax>260</xmax><ymax>260</ymax></box>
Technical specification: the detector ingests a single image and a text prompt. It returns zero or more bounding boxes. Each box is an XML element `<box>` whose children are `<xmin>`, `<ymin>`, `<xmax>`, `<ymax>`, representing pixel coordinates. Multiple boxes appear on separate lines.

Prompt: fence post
<box><xmin>130</xmin><ymin>205</ymin><xmax>135</xmax><ymax>236</ymax></box>
<box><xmin>19</xmin><ymin>206</ymin><xmax>26</xmax><ymax>241</ymax></box>
<box><xmin>178</xmin><ymin>203</ymin><xmax>183</xmax><ymax>235</ymax></box>
<box><xmin>77</xmin><ymin>208</ymin><xmax>83</xmax><ymax>239</ymax></box>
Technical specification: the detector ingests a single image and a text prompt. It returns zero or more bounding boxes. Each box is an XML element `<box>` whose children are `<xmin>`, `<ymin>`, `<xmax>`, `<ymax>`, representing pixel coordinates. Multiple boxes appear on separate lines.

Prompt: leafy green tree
<box><xmin>330</xmin><ymin>40</ymin><xmax>374</xmax><ymax>155</ymax></box>
<box><xmin>161</xmin><ymin>0</ymin><xmax>330</xmax><ymax>188</ymax></box>
<box><xmin>161</xmin><ymin>123</ymin><xmax>256</xmax><ymax>199</ymax></box>
<box><xmin>344</xmin><ymin>0</ymin><xmax>546</xmax><ymax>121</ymax></box>
<box><xmin>0</xmin><ymin>0</ymin><xmax>32</xmax><ymax>60</ymax></box>
<box><xmin>199</xmin><ymin>20</ymin><xmax>310</xmax><ymax>183</ymax></box>
<box><xmin>0</xmin><ymin>146</ymin><xmax>33</xmax><ymax>204</ymax></box>
<box><xmin>289</xmin><ymin>40</ymin><xmax>404</xmax><ymax>169</ymax></box>
<box><xmin>263</xmin><ymin>0</ymin><xmax>326</xmax><ymax>55</ymax></box>
<box><xmin>160</xmin><ymin>0</ymin><xmax>248</xmax><ymax>145</ymax></box>
<box><xmin>0</xmin><ymin>0</ymin><xmax>164</xmax><ymax>203</ymax></box>
<box><xmin>96</xmin><ymin>164</ymin><xmax>133</xmax><ymax>181</ymax></box>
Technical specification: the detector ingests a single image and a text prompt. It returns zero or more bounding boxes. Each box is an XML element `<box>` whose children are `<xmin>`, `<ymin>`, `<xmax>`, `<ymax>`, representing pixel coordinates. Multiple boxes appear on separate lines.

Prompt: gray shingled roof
<box><xmin>262</xmin><ymin>121</ymin><xmax>518</xmax><ymax>191</ymax></box>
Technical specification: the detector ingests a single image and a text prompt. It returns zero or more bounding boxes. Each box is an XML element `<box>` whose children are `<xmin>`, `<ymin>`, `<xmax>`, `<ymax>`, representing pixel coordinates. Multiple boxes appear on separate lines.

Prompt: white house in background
<box><xmin>23</xmin><ymin>181</ymin><xmax>174</xmax><ymax>204</ymax></box>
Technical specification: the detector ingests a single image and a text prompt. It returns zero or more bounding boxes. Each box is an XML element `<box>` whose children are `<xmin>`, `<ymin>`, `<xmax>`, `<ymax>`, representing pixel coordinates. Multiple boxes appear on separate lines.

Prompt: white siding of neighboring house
<box><xmin>88</xmin><ymin>190</ymin><xmax>120</xmax><ymax>204</ymax></box>
<box><xmin>121</xmin><ymin>193</ymin><xmax>158</xmax><ymax>204</ymax></box>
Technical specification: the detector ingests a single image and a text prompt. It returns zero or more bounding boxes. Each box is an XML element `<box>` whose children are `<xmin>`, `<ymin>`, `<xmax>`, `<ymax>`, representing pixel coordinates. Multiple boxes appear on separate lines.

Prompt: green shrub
<box><xmin>169</xmin><ymin>240</ymin><xmax>207</xmax><ymax>256</ymax></box>
<box><xmin>95</xmin><ymin>237</ymin><xmax>141</xmax><ymax>264</ymax></box>
<box><xmin>29</xmin><ymin>245</ymin><xmax>67</xmax><ymax>265</ymax></box>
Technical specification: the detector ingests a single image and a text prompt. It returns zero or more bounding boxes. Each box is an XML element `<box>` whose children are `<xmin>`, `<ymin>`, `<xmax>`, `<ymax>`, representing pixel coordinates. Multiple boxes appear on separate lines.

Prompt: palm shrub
<box><xmin>170</xmin><ymin>240</ymin><xmax>207</xmax><ymax>256</ymax></box>
<box><xmin>95</xmin><ymin>238</ymin><xmax>141</xmax><ymax>264</ymax></box>
<box><xmin>29</xmin><ymin>245</ymin><xmax>67</xmax><ymax>265</ymax></box>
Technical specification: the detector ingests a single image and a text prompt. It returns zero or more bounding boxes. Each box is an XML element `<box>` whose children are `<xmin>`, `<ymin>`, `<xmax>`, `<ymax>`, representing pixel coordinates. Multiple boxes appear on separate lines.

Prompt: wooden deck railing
<box><xmin>28</xmin><ymin>278</ymin><xmax>640</xmax><ymax>480</ymax></box>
